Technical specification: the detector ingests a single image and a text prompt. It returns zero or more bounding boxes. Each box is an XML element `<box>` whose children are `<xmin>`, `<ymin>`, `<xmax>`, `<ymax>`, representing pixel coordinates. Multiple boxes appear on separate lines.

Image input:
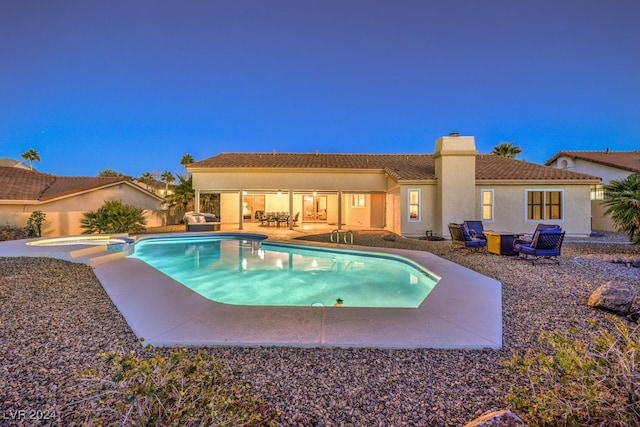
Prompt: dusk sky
<box><xmin>2</xmin><ymin>1</ymin><xmax>639</xmax><ymax>178</ymax></box>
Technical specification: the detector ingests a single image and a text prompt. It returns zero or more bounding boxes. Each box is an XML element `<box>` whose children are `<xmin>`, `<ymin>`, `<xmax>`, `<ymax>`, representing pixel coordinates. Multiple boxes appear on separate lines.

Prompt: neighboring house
<box><xmin>132</xmin><ymin>178</ymin><xmax>175</xmax><ymax>198</ymax></box>
<box><xmin>546</xmin><ymin>150</ymin><xmax>640</xmax><ymax>232</ymax></box>
<box><xmin>188</xmin><ymin>135</ymin><xmax>601</xmax><ymax>238</ymax></box>
<box><xmin>0</xmin><ymin>167</ymin><xmax>166</xmax><ymax>236</ymax></box>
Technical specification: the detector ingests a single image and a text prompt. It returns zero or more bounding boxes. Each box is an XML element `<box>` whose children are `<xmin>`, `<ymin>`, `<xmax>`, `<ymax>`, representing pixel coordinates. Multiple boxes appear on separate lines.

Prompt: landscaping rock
<box><xmin>464</xmin><ymin>410</ymin><xmax>527</xmax><ymax>426</ymax></box>
<box><xmin>588</xmin><ymin>281</ymin><xmax>637</xmax><ymax>316</ymax></box>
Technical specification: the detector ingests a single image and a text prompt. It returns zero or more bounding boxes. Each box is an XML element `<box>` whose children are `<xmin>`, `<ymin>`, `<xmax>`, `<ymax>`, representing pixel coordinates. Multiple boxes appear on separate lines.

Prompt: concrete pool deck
<box><xmin>0</xmin><ymin>232</ymin><xmax>502</xmax><ymax>349</ymax></box>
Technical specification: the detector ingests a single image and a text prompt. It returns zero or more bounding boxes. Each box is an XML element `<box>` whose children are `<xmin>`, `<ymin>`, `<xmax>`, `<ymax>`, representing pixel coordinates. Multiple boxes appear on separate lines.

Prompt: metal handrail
<box><xmin>344</xmin><ymin>230</ymin><xmax>354</xmax><ymax>245</ymax></box>
<box><xmin>330</xmin><ymin>229</ymin><xmax>340</xmax><ymax>244</ymax></box>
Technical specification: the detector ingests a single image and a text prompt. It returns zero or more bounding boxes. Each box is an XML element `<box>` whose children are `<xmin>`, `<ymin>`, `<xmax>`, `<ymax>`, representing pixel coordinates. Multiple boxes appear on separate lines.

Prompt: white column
<box><xmin>195</xmin><ymin>190</ymin><xmax>200</xmax><ymax>213</ymax></box>
<box><xmin>337</xmin><ymin>190</ymin><xmax>343</xmax><ymax>230</ymax></box>
<box><xmin>289</xmin><ymin>189</ymin><xmax>294</xmax><ymax>229</ymax></box>
<box><xmin>238</xmin><ymin>190</ymin><xmax>243</xmax><ymax>230</ymax></box>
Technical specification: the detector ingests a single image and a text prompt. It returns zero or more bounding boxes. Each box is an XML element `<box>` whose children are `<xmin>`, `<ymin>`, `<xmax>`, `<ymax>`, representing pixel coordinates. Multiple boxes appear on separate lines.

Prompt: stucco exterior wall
<box><xmin>343</xmin><ymin>193</ymin><xmax>371</xmax><ymax>227</ymax></box>
<box><xmin>386</xmin><ymin>184</ymin><xmax>401</xmax><ymax>235</ymax></box>
<box><xmin>220</xmin><ymin>193</ymin><xmax>241</xmax><ymax>224</ymax></box>
<box><xmin>550</xmin><ymin>157</ymin><xmax>630</xmax><ymax>183</ymax></box>
<box><xmin>433</xmin><ymin>136</ymin><xmax>477</xmax><ymax>237</ymax></box>
<box><xmin>591</xmin><ymin>201</ymin><xmax>615</xmax><ymax>232</ymax></box>
<box><xmin>399</xmin><ymin>184</ymin><xmax>438</xmax><ymax>238</ymax></box>
<box><xmin>475</xmin><ymin>183</ymin><xmax>592</xmax><ymax>237</ymax></box>
<box><xmin>192</xmin><ymin>169</ymin><xmax>388</xmax><ymax>192</ymax></box>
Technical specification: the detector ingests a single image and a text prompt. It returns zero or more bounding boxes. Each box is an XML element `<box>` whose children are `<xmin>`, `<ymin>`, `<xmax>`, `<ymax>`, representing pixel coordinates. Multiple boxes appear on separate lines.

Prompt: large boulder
<box><xmin>464</xmin><ymin>410</ymin><xmax>526</xmax><ymax>426</ymax></box>
<box><xmin>588</xmin><ymin>282</ymin><xmax>636</xmax><ymax>316</ymax></box>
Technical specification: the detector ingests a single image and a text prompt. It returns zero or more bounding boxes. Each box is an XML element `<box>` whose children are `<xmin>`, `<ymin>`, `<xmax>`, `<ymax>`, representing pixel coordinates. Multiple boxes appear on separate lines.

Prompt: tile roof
<box><xmin>190</xmin><ymin>152</ymin><xmax>600</xmax><ymax>182</ymax></box>
<box><xmin>545</xmin><ymin>150</ymin><xmax>640</xmax><ymax>174</ymax></box>
<box><xmin>0</xmin><ymin>166</ymin><xmax>127</xmax><ymax>201</ymax></box>
<box><xmin>475</xmin><ymin>155</ymin><xmax>597</xmax><ymax>181</ymax></box>
<box><xmin>0</xmin><ymin>158</ymin><xmax>30</xmax><ymax>169</ymax></box>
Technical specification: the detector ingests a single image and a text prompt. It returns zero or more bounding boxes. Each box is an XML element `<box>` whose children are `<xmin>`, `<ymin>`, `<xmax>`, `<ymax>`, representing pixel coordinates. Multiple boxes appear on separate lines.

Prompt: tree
<box><xmin>98</xmin><ymin>168</ymin><xmax>123</xmax><ymax>177</ymax></box>
<box><xmin>161</xmin><ymin>171</ymin><xmax>175</xmax><ymax>195</ymax></box>
<box><xmin>601</xmin><ymin>173</ymin><xmax>640</xmax><ymax>244</ymax></box>
<box><xmin>140</xmin><ymin>172</ymin><xmax>155</xmax><ymax>191</ymax></box>
<box><xmin>180</xmin><ymin>154</ymin><xmax>194</xmax><ymax>174</ymax></box>
<box><xmin>491</xmin><ymin>142</ymin><xmax>522</xmax><ymax>158</ymax></box>
<box><xmin>80</xmin><ymin>200</ymin><xmax>147</xmax><ymax>234</ymax></box>
<box><xmin>165</xmin><ymin>174</ymin><xmax>194</xmax><ymax>210</ymax></box>
<box><xmin>21</xmin><ymin>148</ymin><xmax>40</xmax><ymax>170</ymax></box>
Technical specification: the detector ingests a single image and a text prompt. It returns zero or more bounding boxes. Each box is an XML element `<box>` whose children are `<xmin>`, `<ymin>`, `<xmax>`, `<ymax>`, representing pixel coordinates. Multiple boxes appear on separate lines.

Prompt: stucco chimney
<box><xmin>433</xmin><ymin>135</ymin><xmax>478</xmax><ymax>237</ymax></box>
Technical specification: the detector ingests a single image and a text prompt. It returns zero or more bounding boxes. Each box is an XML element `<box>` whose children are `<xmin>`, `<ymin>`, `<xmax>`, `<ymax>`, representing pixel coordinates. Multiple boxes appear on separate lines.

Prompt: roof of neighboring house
<box><xmin>545</xmin><ymin>150</ymin><xmax>640</xmax><ymax>174</ymax></box>
<box><xmin>0</xmin><ymin>158</ymin><xmax>31</xmax><ymax>169</ymax></box>
<box><xmin>0</xmin><ymin>166</ymin><xmax>160</xmax><ymax>202</ymax></box>
<box><xmin>189</xmin><ymin>152</ymin><xmax>600</xmax><ymax>182</ymax></box>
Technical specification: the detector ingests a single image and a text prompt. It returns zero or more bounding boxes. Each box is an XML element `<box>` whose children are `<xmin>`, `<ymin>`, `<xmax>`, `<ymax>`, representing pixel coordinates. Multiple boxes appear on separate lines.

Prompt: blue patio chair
<box><xmin>512</xmin><ymin>223</ymin><xmax>561</xmax><ymax>247</ymax></box>
<box><xmin>513</xmin><ymin>228</ymin><xmax>565</xmax><ymax>265</ymax></box>
<box><xmin>448</xmin><ymin>223</ymin><xmax>487</xmax><ymax>253</ymax></box>
<box><xmin>463</xmin><ymin>220</ymin><xmax>486</xmax><ymax>240</ymax></box>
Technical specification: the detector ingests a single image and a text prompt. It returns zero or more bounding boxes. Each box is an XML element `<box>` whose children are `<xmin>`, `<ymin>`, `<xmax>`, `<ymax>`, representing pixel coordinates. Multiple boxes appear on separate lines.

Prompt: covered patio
<box><xmin>195</xmin><ymin>189</ymin><xmax>386</xmax><ymax>231</ymax></box>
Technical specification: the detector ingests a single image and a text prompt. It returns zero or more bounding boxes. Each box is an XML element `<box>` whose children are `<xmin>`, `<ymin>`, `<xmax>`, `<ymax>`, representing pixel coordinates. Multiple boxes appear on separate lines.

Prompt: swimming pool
<box><xmin>129</xmin><ymin>234</ymin><xmax>439</xmax><ymax>308</ymax></box>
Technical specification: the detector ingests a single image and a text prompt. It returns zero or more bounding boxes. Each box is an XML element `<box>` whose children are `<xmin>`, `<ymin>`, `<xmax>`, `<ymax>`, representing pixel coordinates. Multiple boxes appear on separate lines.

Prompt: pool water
<box><xmin>129</xmin><ymin>235</ymin><xmax>439</xmax><ymax>308</ymax></box>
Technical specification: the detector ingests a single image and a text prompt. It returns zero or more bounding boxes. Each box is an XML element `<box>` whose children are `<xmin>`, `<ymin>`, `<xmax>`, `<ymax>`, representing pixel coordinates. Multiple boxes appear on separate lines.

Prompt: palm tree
<box><xmin>140</xmin><ymin>172</ymin><xmax>155</xmax><ymax>191</ymax></box>
<box><xmin>161</xmin><ymin>171</ymin><xmax>175</xmax><ymax>196</ymax></box>
<box><xmin>21</xmin><ymin>148</ymin><xmax>40</xmax><ymax>170</ymax></box>
<box><xmin>180</xmin><ymin>153</ymin><xmax>194</xmax><ymax>175</ymax></box>
<box><xmin>492</xmin><ymin>142</ymin><xmax>522</xmax><ymax>158</ymax></box>
<box><xmin>166</xmin><ymin>174</ymin><xmax>195</xmax><ymax>209</ymax></box>
<box><xmin>601</xmin><ymin>174</ymin><xmax>640</xmax><ymax>245</ymax></box>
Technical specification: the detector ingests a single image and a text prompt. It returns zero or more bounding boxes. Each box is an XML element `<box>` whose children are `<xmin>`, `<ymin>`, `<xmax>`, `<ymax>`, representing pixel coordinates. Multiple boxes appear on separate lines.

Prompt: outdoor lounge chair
<box><xmin>448</xmin><ymin>223</ymin><xmax>487</xmax><ymax>252</ymax></box>
<box><xmin>183</xmin><ymin>212</ymin><xmax>220</xmax><ymax>232</ymax></box>
<box><xmin>512</xmin><ymin>223</ymin><xmax>561</xmax><ymax>247</ymax></box>
<box><xmin>463</xmin><ymin>220</ymin><xmax>486</xmax><ymax>240</ymax></box>
<box><xmin>513</xmin><ymin>228</ymin><xmax>565</xmax><ymax>265</ymax></box>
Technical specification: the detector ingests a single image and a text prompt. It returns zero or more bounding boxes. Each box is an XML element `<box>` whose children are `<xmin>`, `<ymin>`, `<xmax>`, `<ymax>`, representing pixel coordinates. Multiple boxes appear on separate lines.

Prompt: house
<box><xmin>132</xmin><ymin>177</ymin><xmax>175</xmax><ymax>198</ymax></box>
<box><xmin>0</xmin><ymin>166</ymin><xmax>166</xmax><ymax>236</ymax></box>
<box><xmin>188</xmin><ymin>135</ymin><xmax>600</xmax><ymax>238</ymax></box>
<box><xmin>545</xmin><ymin>150</ymin><xmax>640</xmax><ymax>231</ymax></box>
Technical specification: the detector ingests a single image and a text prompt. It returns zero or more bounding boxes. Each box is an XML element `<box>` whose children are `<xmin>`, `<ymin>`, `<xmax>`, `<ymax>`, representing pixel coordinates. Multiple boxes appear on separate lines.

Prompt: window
<box><xmin>351</xmin><ymin>193</ymin><xmax>366</xmax><ymax>207</ymax></box>
<box><xmin>526</xmin><ymin>190</ymin><xmax>563</xmax><ymax>220</ymax></box>
<box><xmin>590</xmin><ymin>184</ymin><xmax>605</xmax><ymax>200</ymax></box>
<box><xmin>481</xmin><ymin>190</ymin><xmax>494</xmax><ymax>221</ymax></box>
<box><xmin>408</xmin><ymin>189</ymin><xmax>420</xmax><ymax>221</ymax></box>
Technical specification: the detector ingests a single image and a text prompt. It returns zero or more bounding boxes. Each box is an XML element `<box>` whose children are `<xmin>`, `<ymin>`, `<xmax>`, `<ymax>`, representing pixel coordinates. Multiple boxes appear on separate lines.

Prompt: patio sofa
<box><xmin>183</xmin><ymin>212</ymin><xmax>220</xmax><ymax>232</ymax></box>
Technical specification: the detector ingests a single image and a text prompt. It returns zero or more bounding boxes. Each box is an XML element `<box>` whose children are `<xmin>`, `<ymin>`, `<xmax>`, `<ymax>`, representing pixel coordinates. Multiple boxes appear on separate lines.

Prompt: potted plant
<box><xmin>334</xmin><ymin>298</ymin><xmax>344</xmax><ymax>307</ymax></box>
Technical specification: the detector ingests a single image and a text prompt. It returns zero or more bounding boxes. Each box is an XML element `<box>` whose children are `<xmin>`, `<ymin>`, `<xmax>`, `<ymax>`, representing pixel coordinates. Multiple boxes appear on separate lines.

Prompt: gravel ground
<box><xmin>1</xmin><ymin>233</ymin><xmax>639</xmax><ymax>426</ymax></box>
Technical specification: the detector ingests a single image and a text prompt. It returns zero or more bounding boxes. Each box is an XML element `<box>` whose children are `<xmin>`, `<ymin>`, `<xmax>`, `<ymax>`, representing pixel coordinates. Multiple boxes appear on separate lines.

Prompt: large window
<box><xmin>481</xmin><ymin>189</ymin><xmax>494</xmax><ymax>221</ymax></box>
<box><xmin>526</xmin><ymin>190</ymin><xmax>563</xmax><ymax>220</ymax></box>
<box><xmin>408</xmin><ymin>189</ymin><xmax>420</xmax><ymax>221</ymax></box>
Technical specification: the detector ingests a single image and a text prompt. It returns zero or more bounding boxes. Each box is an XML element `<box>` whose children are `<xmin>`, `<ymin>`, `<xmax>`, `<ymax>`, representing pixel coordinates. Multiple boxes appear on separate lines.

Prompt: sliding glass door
<box><xmin>302</xmin><ymin>194</ymin><xmax>327</xmax><ymax>222</ymax></box>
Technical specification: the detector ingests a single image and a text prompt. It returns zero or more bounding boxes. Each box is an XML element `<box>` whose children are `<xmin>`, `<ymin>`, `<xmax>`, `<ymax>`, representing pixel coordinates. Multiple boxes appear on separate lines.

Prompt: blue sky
<box><xmin>2</xmin><ymin>0</ymin><xmax>639</xmax><ymax>178</ymax></box>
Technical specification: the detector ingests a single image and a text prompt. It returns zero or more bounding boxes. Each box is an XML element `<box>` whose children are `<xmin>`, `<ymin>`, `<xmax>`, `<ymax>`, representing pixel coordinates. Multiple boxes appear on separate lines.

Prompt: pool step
<box><xmin>69</xmin><ymin>245</ymin><xmax>108</xmax><ymax>258</ymax></box>
<box><xmin>88</xmin><ymin>251</ymin><xmax>126</xmax><ymax>267</ymax></box>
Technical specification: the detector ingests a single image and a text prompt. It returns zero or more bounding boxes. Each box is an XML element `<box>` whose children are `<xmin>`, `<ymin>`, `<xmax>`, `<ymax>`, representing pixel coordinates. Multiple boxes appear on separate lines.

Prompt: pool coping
<box><xmin>0</xmin><ymin>234</ymin><xmax>502</xmax><ymax>349</ymax></box>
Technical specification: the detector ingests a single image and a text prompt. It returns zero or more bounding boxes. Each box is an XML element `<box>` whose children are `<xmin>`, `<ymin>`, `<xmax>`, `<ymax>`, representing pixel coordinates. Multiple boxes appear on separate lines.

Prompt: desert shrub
<box><xmin>81</xmin><ymin>200</ymin><xmax>147</xmax><ymax>234</ymax></box>
<box><xmin>0</xmin><ymin>225</ymin><xmax>30</xmax><ymax>241</ymax></box>
<box><xmin>25</xmin><ymin>210</ymin><xmax>46</xmax><ymax>237</ymax></box>
<box><xmin>69</xmin><ymin>347</ymin><xmax>280</xmax><ymax>426</ymax></box>
<box><xmin>503</xmin><ymin>317</ymin><xmax>640</xmax><ymax>426</ymax></box>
